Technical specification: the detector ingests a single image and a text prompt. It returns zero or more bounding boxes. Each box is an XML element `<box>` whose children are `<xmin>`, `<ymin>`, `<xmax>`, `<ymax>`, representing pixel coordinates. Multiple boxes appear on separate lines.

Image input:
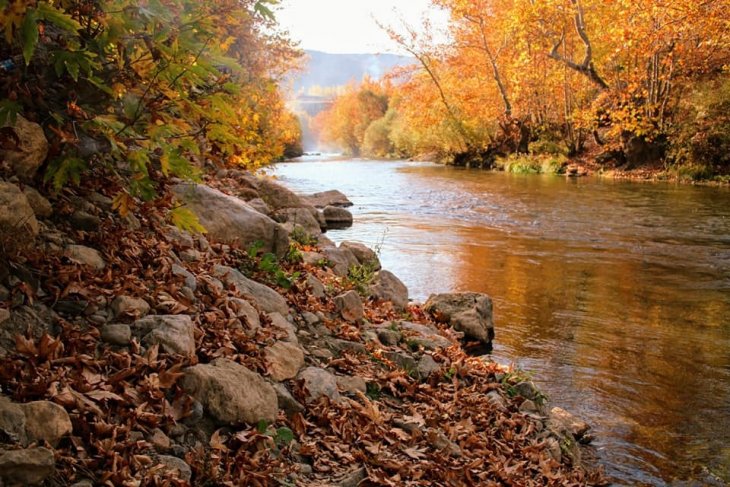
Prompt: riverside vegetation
<box><xmin>313</xmin><ymin>1</ymin><xmax>730</xmax><ymax>183</ymax></box>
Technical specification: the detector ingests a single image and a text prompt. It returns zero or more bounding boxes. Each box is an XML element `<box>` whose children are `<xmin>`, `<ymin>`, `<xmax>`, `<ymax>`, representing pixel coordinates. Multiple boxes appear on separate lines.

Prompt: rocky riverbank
<box><xmin>0</xmin><ymin>118</ymin><xmax>607</xmax><ymax>485</ymax></box>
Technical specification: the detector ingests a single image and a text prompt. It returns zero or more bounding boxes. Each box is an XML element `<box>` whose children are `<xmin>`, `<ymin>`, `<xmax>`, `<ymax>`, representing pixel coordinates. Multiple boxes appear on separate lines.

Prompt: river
<box><xmin>270</xmin><ymin>157</ymin><xmax>730</xmax><ymax>486</ymax></box>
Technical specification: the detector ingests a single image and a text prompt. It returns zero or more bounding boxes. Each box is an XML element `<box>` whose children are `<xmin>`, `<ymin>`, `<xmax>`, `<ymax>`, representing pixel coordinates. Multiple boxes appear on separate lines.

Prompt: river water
<box><xmin>270</xmin><ymin>157</ymin><xmax>730</xmax><ymax>486</ymax></box>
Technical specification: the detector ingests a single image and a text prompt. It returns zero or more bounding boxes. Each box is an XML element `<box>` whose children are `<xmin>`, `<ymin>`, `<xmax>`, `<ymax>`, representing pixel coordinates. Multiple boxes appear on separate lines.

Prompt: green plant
<box><xmin>347</xmin><ymin>262</ymin><xmax>377</xmax><ymax>296</ymax></box>
<box><xmin>286</xmin><ymin>243</ymin><xmax>303</xmax><ymax>264</ymax></box>
<box><xmin>366</xmin><ymin>382</ymin><xmax>381</xmax><ymax>400</ymax></box>
<box><xmin>0</xmin><ymin>0</ymin><xmax>301</xmax><ymax>215</ymax></box>
<box><xmin>289</xmin><ymin>227</ymin><xmax>318</xmax><ymax>246</ymax></box>
<box><xmin>258</xmin><ymin>252</ymin><xmax>299</xmax><ymax>289</ymax></box>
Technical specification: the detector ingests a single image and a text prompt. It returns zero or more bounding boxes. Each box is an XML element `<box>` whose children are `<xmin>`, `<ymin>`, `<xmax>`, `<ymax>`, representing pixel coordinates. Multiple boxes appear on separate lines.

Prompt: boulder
<box><xmin>417</xmin><ymin>355</ymin><xmax>440</xmax><ymax>378</ymax></box>
<box><xmin>303</xmin><ymin>190</ymin><xmax>353</xmax><ymax>208</ymax></box>
<box><xmin>272</xmin><ymin>383</ymin><xmax>304</xmax><ymax>416</ymax></box>
<box><xmin>101</xmin><ymin>324</ymin><xmax>132</xmax><ymax>346</ymax></box>
<box><xmin>172</xmin><ymin>183</ymin><xmax>289</xmax><ymax>257</ymax></box>
<box><xmin>305</xmin><ymin>275</ymin><xmax>326</xmax><ymax>299</ymax></box>
<box><xmin>265</xmin><ymin>341</ymin><xmax>305</xmax><ymax>381</ymax></box>
<box><xmin>181</xmin><ymin>358</ymin><xmax>277</xmax><ymax>425</ymax></box>
<box><xmin>423</xmin><ymin>292</ymin><xmax>495</xmax><ymax>347</ymax></box>
<box><xmin>256</xmin><ymin>178</ymin><xmax>308</xmax><ymax>211</ymax></box>
<box><xmin>64</xmin><ymin>245</ymin><xmax>105</xmax><ymax>271</ymax></box>
<box><xmin>273</xmin><ymin>207</ymin><xmax>321</xmax><ymax>237</ymax></box>
<box><xmin>133</xmin><ymin>315</ymin><xmax>195</xmax><ymax>357</ymax></box>
<box><xmin>247</xmin><ymin>198</ymin><xmax>271</xmax><ymax>216</ymax></box>
<box><xmin>162</xmin><ymin>225</ymin><xmax>194</xmax><ymax>249</ymax></box>
<box><xmin>0</xmin><ymin>115</ymin><xmax>49</xmax><ymax>180</ymax></box>
<box><xmin>21</xmin><ymin>187</ymin><xmax>52</xmax><ymax>219</ymax></box>
<box><xmin>0</xmin><ymin>396</ymin><xmax>27</xmax><ymax>445</ymax></box>
<box><xmin>110</xmin><ymin>295</ymin><xmax>150</xmax><ymax>319</ymax></box>
<box><xmin>334</xmin><ymin>291</ymin><xmax>363</xmax><ymax>323</ymax></box>
<box><xmin>0</xmin><ymin>447</ymin><xmax>54</xmax><ymax>486</ymax></box>
<box><xmin>339</xmin><ymin>241</ymin><xmax>380</xmax><ymax>269</ymax></box>
<box><xmin>69</xmin><ymin>210</ymin><xmax>100</xmax><ymax>232</ymax></box>
<box><xmin>171</xmin><ymin>264</ymin><xmax>196</xmax><ymax>291</ymax></box>
<box><xmin>214</xmin><ymin>266</ymin><xmax>288</xmax><ymax>315</ymax></box>
<box><xmin>399</xmin><ymin>322</ymin><xmax>452</xmax><ymax>350</ymax></box>
<box><xmin>0</xmin><ymin>181</ymin><xmax>39</xmax><ymax>239</ymax></box>
<box><xmin>268</xmin><ymin>312</ymin><xmax>298</xmax><ymax>343</ymax></box>
<box><xmin>297</xmin><ymin>367</ymin><xmax>341</xmax><ymax>403</ymax></box>
<box><xmin>20</xmin><ymin>401</ymin><xmax>72</xmax><ymax>447</ymax></box>
<box><xmin>549</xmin><ymin>407</ymin><xmax>591</xmax><ymax>442</ymax></box>
<box><xmin>228</xmin><ymin>298</ymin><xmax>260</xmax><ymax>333</ymax></box>
<box><xmin>323</xmin><ymin>205</ymin><xmax>353</xmax><ymax>229</ymax></box>
<box><xmin>368</xmin><ymin>270</ymin><xmax>408</xmax><ymax>310</ymax></box>
<box><xmin>322</xmin><ymin>247</ymin><xmax>358</xmax><ymax>277</ymax></box>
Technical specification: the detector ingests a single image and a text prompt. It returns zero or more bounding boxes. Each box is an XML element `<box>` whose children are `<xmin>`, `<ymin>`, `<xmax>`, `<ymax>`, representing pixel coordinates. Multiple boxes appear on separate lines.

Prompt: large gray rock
<box><xmin>20</xmin><ymin>401</ymin><xmax>72</xmax><ymax>448</ymax></box>
<box><xmin>273</xmin><ymin>207</ymin><xmax>321</xmax><ymax>237</ymax></box>
<box><xmin>21</xmin><ymin>187</ymin><xmax>52</xmax><ymax>219</ymax></box>
<box><xmin>423</xmin><ymin>292</ymin><xmax>495</xmax><ymax>347</ymax></box>
<box><xmin>268</xmin><ymin>312</ymin><xmax>298</xmax><ymax>343</ymax></box>
<box><xmin>101</xmin><ymin>324</ymin><xmax>132</xmax><ymax>346</ymax></box>
<box><xmin>339</xmin><ymin>242</ymin><xmax>380</xmax><ymax>269</ymax></box>
<box><xmin>172</xmin><ymin>183</ymin><xmax>289</xmax><ymax>257</ymax></box>
<box><xmin>0</xmin><ymin>115</ymin><xmax>48</xmax><ymax>180</ymax></box>
<box><xmin>0</xmin><ymin>447</ymin><xmax>54</xmax><ymax>486</ymax></box>
<box><xmin>334</xmin><ymin>291</ymin><xmax>364</xmax><ymax>323</ymax></box>
<box><xmin>323</xmin><ymin>206</ymin><xmax>353</xmax><ymax>229</ymax></box>
<box><xmin>303</xmin><ymin>190</ymin><xmax>353</xmax><ymax>208</ymax></box>
<box><xmin>265</xmin><ymin>341</ymin><xmax>305</xmax><ymax>381</ymax></box>
<box><xmin>214</xmin><ymin>265</ymin><xmax>288</xmax><ymax>315</ymax></box>
<box><xmin>181</xmin><ymin>358</ymin><xmax>277</xmax><ymax>425</ymax></box>
<box><xmin>0</xmin><ymin>396</ymin><xmax>27</xmax><ymax>445</ymax></box>
<box><xmin>0</xmin><ymin>181</ymin><xmax>39</xmax><ymax>239</ymax></box>
<box><xmin>322</xmin><ymin>247</ymin><xmax>358</xmax><ymax>277</ymax></box>
<box><xmin>399</xmin><ymin>322</ymin><xmax>452</xmax><ymax>350</ymax></box>
<box><xmin>369</xmin><ymin>270</ymin><xmax>408</xmax><ymax>310</ymax></box>
<box><xmin>133</xmin><ymin>315</ymin><xmax>195</xmax><ymax>357</ymax></box>
<box><xmin>297</xmin><ymin>367</ymin><xmax>341</xmax><ymax>404</ymax></box>
<box><xmin>256</xmin><ymin>178</ymin><xmax>308</xmax><ymax>211</ymax></box>
<box><xmin>64</xmin><ymin>245</ymin><xmax>106</xmax><ymax>271</ymax></box>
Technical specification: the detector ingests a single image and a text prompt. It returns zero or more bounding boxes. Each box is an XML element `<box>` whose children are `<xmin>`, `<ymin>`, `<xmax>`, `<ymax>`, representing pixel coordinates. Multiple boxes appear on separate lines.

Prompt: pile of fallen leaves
<box><xmin>0</xmin><ymin>172</ymin><xmax>608</xmax><ymax>486</ymax></box>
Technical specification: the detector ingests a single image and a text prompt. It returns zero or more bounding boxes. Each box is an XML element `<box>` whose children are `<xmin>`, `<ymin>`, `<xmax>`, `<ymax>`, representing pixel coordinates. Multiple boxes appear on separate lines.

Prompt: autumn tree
<box><xmin>0</xmin><ymin>0</ymin><xmax>301</xmax><ymax>214</ymax></box>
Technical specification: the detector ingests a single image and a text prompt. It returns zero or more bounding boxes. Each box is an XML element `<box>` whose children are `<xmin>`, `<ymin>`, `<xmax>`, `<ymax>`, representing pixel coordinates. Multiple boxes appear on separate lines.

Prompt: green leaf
<box><xmin>21</xmin><ymin>8</ymin><xmax>39</xmax><ymax>65</ymax></box>
<box><xmin>0</xmin><ymin>99</ymin><xmax>21</xmax><ymax>126</ymax></box>
<box><xmin>170</xmin><ymin>206</ymin><xmax>207</xmax><ymax>234</ymax></box>
<box><xmin>256</xmin><ymin>419</ymin><xmax>268</xmax><ymax>434</ymax></box>
<box><xmin>275</xmin><ymin>427</ymin><xmax>294</xmax><ymax>445</ymax></box>
<box><xmin>44</xmin><ymin>157</ymin><xmax>86</xmax><ymax>190</ymax></box>
<box><xmin>36</xmin><ymin>3</ymin><xmax>81</xmax><ymax>32</ymax></box>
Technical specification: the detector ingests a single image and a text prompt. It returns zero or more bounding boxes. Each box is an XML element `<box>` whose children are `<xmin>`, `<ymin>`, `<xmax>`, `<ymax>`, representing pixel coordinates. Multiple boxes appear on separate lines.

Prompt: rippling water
<box><xmin>270</xmin><ymin>157</ymin><xmax>730</xmax><ymax>486</ymax></box>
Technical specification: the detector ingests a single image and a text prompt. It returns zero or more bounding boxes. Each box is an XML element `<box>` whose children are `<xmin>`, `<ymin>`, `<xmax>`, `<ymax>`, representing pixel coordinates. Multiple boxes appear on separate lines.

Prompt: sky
<box><xmin>276</xmin><ymin>0</ymin><xmax>448</xmax><ymax>55</ymax></box>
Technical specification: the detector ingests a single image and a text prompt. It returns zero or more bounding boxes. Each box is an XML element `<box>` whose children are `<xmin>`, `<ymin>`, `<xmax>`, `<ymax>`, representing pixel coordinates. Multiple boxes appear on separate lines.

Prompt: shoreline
<box><xmin>0</xmin><ymin>157</ymin><xmax>609</xmax><ymax>485</ymax></box>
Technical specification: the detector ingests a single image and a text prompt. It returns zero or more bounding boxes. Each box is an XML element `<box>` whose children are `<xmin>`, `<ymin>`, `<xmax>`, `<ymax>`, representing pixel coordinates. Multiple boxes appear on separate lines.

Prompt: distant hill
<box><xmin>288</xmin><ymin>50</ymin><xmax>414</xmax><ymax>96</ymax></box>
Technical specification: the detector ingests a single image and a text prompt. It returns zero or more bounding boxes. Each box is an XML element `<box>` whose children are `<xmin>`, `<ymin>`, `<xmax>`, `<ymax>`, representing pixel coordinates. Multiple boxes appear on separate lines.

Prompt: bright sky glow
<box><xmin>276</xmin><ymin>0</ymin><xmax>448</xmax><ymax>54</ymax></box>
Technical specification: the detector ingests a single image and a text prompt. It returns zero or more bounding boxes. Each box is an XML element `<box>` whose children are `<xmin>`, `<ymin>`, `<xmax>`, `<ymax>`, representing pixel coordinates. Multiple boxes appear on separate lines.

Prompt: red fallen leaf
<box><xmin>158</xmin><ymin>364</ymin><xmax>185</xmax><ymax>388</ymax></box>
<box><xmin>14</xmin><ymin>335</ymin><xmax>37</xmax><ymax>356</ymax></box>
<box><xmin>85</xmin><ymin>390</ymin><xmax>124</xmax><ymax>402</ymax></box>
<box><xmin>210</xmin><ymin>429</ymin><xmax>229</xmax><ymax>451</ymax></box>
<box><xmin>402</xmin><ymin>446</ymin><xmax>427</xmax><ymax>460</ymax></box>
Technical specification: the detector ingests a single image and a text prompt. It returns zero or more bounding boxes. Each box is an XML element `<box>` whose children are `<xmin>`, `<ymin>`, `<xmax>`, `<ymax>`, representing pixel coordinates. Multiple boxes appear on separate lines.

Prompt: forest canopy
<box><xmin>314</xmin><ymin>0</ymin><xmax>730</xmax><ymax>178</ymax></box>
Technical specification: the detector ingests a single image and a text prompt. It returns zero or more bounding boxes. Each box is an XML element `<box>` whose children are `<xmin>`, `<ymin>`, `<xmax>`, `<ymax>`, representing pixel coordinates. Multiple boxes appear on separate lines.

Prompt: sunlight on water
<box><xmin>271</xmin><ymin>158</ymin><xmax>730</xmax><ymax>486</ymax></box>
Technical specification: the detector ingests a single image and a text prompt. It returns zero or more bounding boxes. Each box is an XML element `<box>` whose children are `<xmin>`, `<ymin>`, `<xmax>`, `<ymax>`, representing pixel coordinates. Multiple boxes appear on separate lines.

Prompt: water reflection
<box><xmin>271</xmin><ymin>159</ymin><xmax>730</xmax><ymax>486</ymax></box>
